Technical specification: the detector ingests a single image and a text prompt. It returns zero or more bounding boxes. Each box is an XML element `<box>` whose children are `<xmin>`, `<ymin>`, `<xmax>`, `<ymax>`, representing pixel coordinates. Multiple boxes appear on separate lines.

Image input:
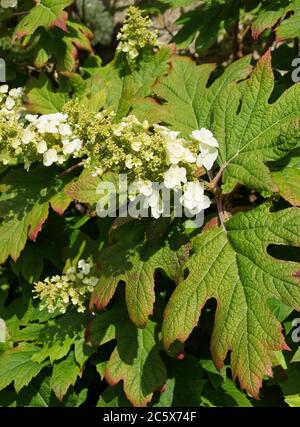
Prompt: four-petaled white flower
<box><xmin>192</xmin><ymin>128</ymin><xmax>219</xmax><ymax>171</ymax></box>
<box><xmin>58</xmin><ymin>123</ymin><xmax>72</xmax><ymax>137</ymax></box>
<box><xmin>164</xmin><ymin>165</ymin><xmax>187</xmax><ymax>189</ymax></box>
<box><xmin>22</xmin><ymin>128</ymin><xmax>35</xmax><ymax>145</ymax></box>
<box><xmin>37</xmin><ymin>140</ymin><xmax>47</xmax><ymax>154</ymax></box>
<box><xmin>138</xmin><ymin>180</ymin><xmax>153</xmax><ymax>197</ymax></box>
<box><xmin>5</xmin><ymin>96</ymin><xmax>15</xmax><ymax>110</ymax></box>
<box><xmin>62</xmin><ymin>138</ymin><xmax>82</xmax><ymax>155</ymax></box>
<box><xmin>0</xmin><ymin>85</ymin><xmax>8</xmax><ymax>94</ymax></box>
<box><xmin>43</xmin><ymin>148</ymin><xmax>58</xmax><ymax>167</ymax></box>
<box><xmin>166</xmin><ymin>139</ymin><xmax>196</xmax><ymax>165</ymax></box>
<box><xmin>180</xmin><ymin>181</ymin><xmax>211</xmax><ymax>215</ymax></box>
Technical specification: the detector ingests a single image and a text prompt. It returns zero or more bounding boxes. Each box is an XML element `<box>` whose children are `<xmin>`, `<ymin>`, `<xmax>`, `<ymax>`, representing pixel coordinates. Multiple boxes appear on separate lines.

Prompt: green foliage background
<box><xmin>0</xmin><ymin>0</ymin><xmax>300</xmax><ymax>407</ymax></box>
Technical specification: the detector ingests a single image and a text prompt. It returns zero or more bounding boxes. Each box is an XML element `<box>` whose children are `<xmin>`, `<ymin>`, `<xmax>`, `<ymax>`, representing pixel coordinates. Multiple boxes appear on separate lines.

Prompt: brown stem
<box><xmin>207</xmin><ymin>166</ymin><xmax>225</xmax><ymax>191</ymax></box>
<box><xmin>208</xmin><ymin>170</ymin><xmax>225</xmax><ymax>227</ymax></box>
<box><xmin>59</xmin><ymin>161</ymin><xmax>84</xmax><ymax>177</ymax></box>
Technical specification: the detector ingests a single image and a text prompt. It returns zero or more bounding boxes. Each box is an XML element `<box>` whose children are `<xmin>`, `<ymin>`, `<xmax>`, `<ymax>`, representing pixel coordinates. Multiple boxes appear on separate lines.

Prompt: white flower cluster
<box><xmin>0</xmin><ymin>84</ymin><xmax>23</xmax><ymax>114</ymax></box>
<box><xmin>158</xmin><ymin>125</ymin><xmax>218</xmax><ymax>217</ymax></box>
<box><xmin>0</xmin><ymin>83</ymin><xmax>219</xmax><ymax>222</ymax></box>
<box><xmin>0</xmin><ymin>87</ymin><xmax>83</xmax><ymax>168</ymax></box>
<box><xmin>119</xmin><ymin>124</ymin><xmax>219</xmax><ymax>219</ymax></box>
<box><xmin>34</xmin><ymin>257</ymin><xmax>98</xmax><ymax>314</ymax></box>
<box><xmin>1</xmin><ymin>0</ymin><xmax>17</xmax><ymax>8</ymax></box>
<box><xmin>25</xmin><ymin>113</ymin><xmax>83</xmax><ymax>167</ymax></box>
<box><xmin>116</xmin><ymin>6</ymin><xmax>158</xmax><ymax>61</ymax></box>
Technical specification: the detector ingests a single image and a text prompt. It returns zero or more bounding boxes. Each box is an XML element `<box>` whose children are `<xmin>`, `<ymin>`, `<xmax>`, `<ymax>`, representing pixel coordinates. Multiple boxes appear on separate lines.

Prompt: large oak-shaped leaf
<box><xmin>162</xmin><ymin>205</ymin><xmax>300</xmax><ymax>398</ymax></box>
<box><xmin>135</xmin><ymin>52</ymin><xmax>300</xmax><ymax>194</ymax></box>
<box><xmin>90</xmin><ymin>222</ymin><xmax>189</xmax><ymax>327</ymax></box>
<box><xmin>215</xmin><ymin>52</ymin><xmax>300</xmax><ymax>193</ymax></box>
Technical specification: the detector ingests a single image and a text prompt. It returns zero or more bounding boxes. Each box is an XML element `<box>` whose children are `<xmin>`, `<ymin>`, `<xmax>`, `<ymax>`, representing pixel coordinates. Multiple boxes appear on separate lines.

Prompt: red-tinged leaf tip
<box><xmin>105</xmin><ymin>368</ymin><xmax>118</xmax><ymax>388</ymax></box>
<box><xmin>293</xmin><ymin>270</ymin><xmax>300</xmax><ymax>283</ymax></box>
<box><xmin>51</xmin><ymin>206</ymin><xmax>66</xmax><ymax>216</ymax></box>
<box><xmin>266</xmin><ymin>366</ymin><xmax>273</xmax><ymax>378</ymax></box>
<box><xmin>28</xmin><ymin>218</ymin><xmax>46</xmax><ymax>241</ymax></box>
<box><xmin>155</xmin><ymin>385</ymin><xmax>167</xmax><ymax>394</ymax></box>
<box><xmin>261</xmin><ymin>49</ymin><xmax>272</xmax><ymax>62</ymax></box>
<box><xmin>282</xmin><ymin>342</ymin><xmax>291</xmax><ymax>351</ymax></box>
<box><xmin>15</xmin><ymin>30</ymin><xmax>30</xmax><ymax>40</ymax></box>
<box><xmin>49</xmin><ymin>11</ymin><xmax>68</xmax><ymax>32</ymax></box>
<box><xmin>89</xmin><ymin>292</ymin><xmax>111</xmax><ymax>313</ymax></box>
<box><xmin>176</xmin><ymin>352</ymin><xmax>185</xmax><ymax>361</ymax></box>
<box><xmin>214</xmin><ymin>357</ymin><xmax>224</xmax><ymax>371</ymax></box>
<box><xmin>89</xmin><ymin>296</ymin><xmax>104</xmax><ymax>313</ymax></box>
<box><xmin>252</xmin><ymin>29</ymin><xmax>261</xmax><ymax>41</ymax></box>
<box><xmin>11</xmin><ymin>253</ymin><xmax>21</xmax><ymax>263</ymax></box>
<box><xmin>203</xmin><ymin>216</ymin><xmax>219</xmax><ymax>232</ymax></box>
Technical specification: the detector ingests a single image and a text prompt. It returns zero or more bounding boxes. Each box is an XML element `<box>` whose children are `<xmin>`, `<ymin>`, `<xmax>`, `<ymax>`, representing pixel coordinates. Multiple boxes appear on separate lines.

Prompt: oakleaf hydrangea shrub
<box><xmin>0</xmin><ymin>1</ymin><xmax>300</xmax><ymax>408</ymax></box>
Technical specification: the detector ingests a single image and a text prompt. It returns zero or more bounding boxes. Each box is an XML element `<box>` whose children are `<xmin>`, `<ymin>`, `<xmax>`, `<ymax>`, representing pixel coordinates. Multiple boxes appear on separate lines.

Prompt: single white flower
<box><xmin>192</xmin><ymin>129</ymin><xmax>212</xmax><ymax>143</ymax></box>
<box><xmin>131</xmin><ymin>140</ymin><xmax>142</xmax><ymax>152</ymax></box>
<box><xmin>37</xmin><ymin>140</ymin><xmax>47</xmax><ymax>154</ymax></box>
<box><xmin>164</xmin><ymin>165</ymin><xmax>187</xmax><ymax>189</ymax></box>
<box><xmin>22</xmin><ymin>128</ymin><xmax>35</xmax><ymax>145</ymax></box>
<box><xmin>78</xmin><ymin>259</ymin><xmax>91</xmax><ymax>275</ymax></box>
<box><xmin>43</xmin><ymin>148</ymin><xmax>58</xmax><ymax>167</ymax></box>
<box><xmin>25</xmin><ymin>114</ymin><xmax>38</xmax><ymax>123</ymax></box>
<box><xmin>5</xmin><ymin>96</ymin><xmax>15</xmax><ymax>110</ymax></box>
<box><xmin>58</xmin><ymin>123</ymin><xmax>72</xmax><ymax>137</ymax></box>
<box><xmin>154</xmin><ymin>125</ymin><xmax>180</xmax><ymax>140</ymax></box>
<box><xmin>139</xmin><ymin>180</ymin><xmax>153</xmax><ymax>197</ymax></box>
<box><xmin>63</xmin><ymin>138</ymin><xmax>82</xmax><ymax>155</ymax></box>
<box><xmin>191</xmin><ymin>128</ymin><xmax>219</xmax><ymax>171</ymax></box>
<box><xmin>0</xmin><ymin>85</ymin><xmax>8</xmax><ymax>93</ymax></box>
<box><xmin>36</xmin><ymin>119</ymin><xmax>58</xmax><ymax>134</ymax></box>
<box><xmin>35</xmin><ymin>113</ymin><xmax>68</xmax><ymax>134</ymax></box>
<box><xmin>128</xmin><ymin>47</ymin><xmax>139</xmax><ymax>59</ymax></box>
<box><xmin>166</xmin><ymin>139</ymin><xmax>196</xmax><ymax>165</ymax></box>
<box><xmin>180</xmin><ymin>181</ymin><xmax>211</xmax><ymax>214</ymax></box>
<box><xmin>196</xmin><ymin>148</ymin><xmax>219</xmax><ymax>171</ymax></box>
